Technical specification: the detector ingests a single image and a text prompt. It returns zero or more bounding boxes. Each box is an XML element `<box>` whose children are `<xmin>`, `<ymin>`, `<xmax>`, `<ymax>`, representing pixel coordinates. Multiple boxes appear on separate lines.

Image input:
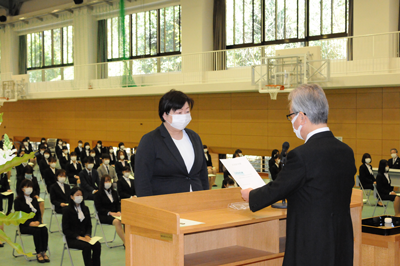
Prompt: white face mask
<box><xmin>277</xmin><ymin>159</ymin><xmax>281</xmax><ymax>164</ymax></box>
<box><xmin>104</xmin><ymin>160</ymin><xmax>110</xmax><ymax>165</ymax></box>
<box><xmin>63</xmin><ymin>150</ymin><xmax>68</xmax><ymax>154</ymax></box>
<box><xmin>71</xmin><ymin>156</ymin><xmax>77</xmax><ymax>161</ymax></box>
<box><xmin>87</xmin><ymin>164</ymin><xmax>94</xmax><ymax>170</ymax></box>
<box><xmin>385</xmin><ymin>166</ymin><xmax>390</xmax><ymax>172</ymax></box>
<box><xmin>120</xmin><ymin>146</ymin><xmax>125</xmax><ymax>150</ymax></box>
<box><xmin>85</xmin><ymin>146</ymin><xmax>90</xmax><ymax>150</ymax></box>
<box><xmin>291</xmin><ymin>113</ymin><xmax>304</xmax><ymax>140</ymax></box>
<box><xmin>120</xmin><ymin>155</ymin><xmax>125</xmax><ymax>160</ymax></box>
<box><xmin>24</xmin><ymin>187</ymin><xmax>33</xmax><ymax>195</ymax></box>
<box><xmin>97</xmin><ymin>144</ymin><xmax>101</xmax><ymax>148</ymax></box>
<box><xmin>227</xmin><ymin>185</ymin><xmax>235</xmax><ymax>188</ymax></box>
<box><xmin>109</xmin><ymin>150</ymin><xmax>114</xmax><ymax>153</ymax></box>
<box><xmin>104</xmin><ymin>182</ymin><xmax>112</xmax><ymax>190</ymax></box>
<box><xmin>25</xmin><ymin>174</ymin><xmax>33</xmax><ymax>180</ymax></box>
<box><xmin>58</xmin><ymin>177</ymin><xmax>66</xmax><ymax>183</ymax></box>
<box><xmin>74</xmin><ymin>195</ymin><xmax>83</xmax><ymax>204</ymax></box>
<box><xmin>59</xmin><ymin>142</ymin><xmax>63</xmax><ymax>145</ymax></box>
<box><xmin>78</xmin><ymin>143</ymin><xmax>82</xmax><ymax>147</ymax></box>
<box><xmin>391</xmin><ymin>153</ymin><xmax>397</xmax><ymax>159</ymax></box>
<box><xmin>23</xmin><ymin>142</ymin><xmax>28</xmax><ymax>146</ymax></box>
<box><xmin>123</xmin><ymin>172</ymin><xmax>130</xmax><ymax>178</ymax></box>
<box><xmin>204</xmin><ymin>149</ymin><xmax>208</xmax><ymax>153</ymax></box>
<box><xmin>40</xmin><ymin>150</ymin><xmax>44</xmax><ymax>154</ymax></box>
<box><xmin>167</xmin><ymin>113</ymin><xmax>192</xmax><ymax>131</ymax></box>
<box><xmin>44</xmin><ymin>154</ymin><xmax>50</xmax><ymax>159</ymax></box>
<box><xmin>50</xmin><ymin>163</ymin><xmax>56</xmax><ymax>168</ymax></box>
<box><xmin>365</xmin><ymin>158</ymin><xmax>371</xmax><ymax>164</ymax></box>
<box><xmin>90</xmin><ymin>153</ymin><xmax>96</xmax><ymax>157</ymax></box>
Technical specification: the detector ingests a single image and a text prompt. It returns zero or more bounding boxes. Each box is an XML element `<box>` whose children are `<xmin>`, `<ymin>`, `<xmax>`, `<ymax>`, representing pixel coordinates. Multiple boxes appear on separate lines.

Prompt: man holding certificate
<box><xmin>241</xmin><ymin>84</ymin><xmax>356</xmax><ymax>266</ymax></box>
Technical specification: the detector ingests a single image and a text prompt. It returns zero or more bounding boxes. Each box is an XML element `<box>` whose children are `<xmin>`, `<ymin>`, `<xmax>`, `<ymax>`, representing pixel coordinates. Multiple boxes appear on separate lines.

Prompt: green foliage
<box><xmin>0</xmin><ymin>152</ymin><xmax>35</xmax><ymax>175</ymax></box>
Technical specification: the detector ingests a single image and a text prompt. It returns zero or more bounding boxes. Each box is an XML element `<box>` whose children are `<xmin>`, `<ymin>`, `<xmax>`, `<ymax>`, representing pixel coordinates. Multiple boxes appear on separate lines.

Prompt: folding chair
<box><xmin>12</xmin><ymin>226</ymin><xmax>51</xmax><ymax>261</ymax></box>
<box><xmin>93</xmin><ymin>204</ymin><xmax>123</xmax><ymax>248</ymax></box>
<box><xmin>42</xmin><ymin>185</ymin><xmax>51</xmax><ymax>210</ymax></box>
<box><xmin>49</xmin><ymin>204</ymin><xmax>62</xmax><ymax>234</ymax></box>
<box><xmin>60</xmin><ymin>234</ymin><xmax>79</xmax><ymax>266</ymax></box>
<box><xmin>372</xmin><ymin>183</ymin><xmax>392</xmax><ymax>217</ymax></box>
<box><xmin>355</xmin><ymin>175</ymin><xmax>373</xmax><ymax>205</ymax></box>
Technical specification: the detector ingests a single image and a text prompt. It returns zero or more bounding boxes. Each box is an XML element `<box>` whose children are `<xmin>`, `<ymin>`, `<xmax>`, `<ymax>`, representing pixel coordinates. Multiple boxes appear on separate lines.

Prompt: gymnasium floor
<box><xmin>0</xmin><ymin>170</ymin><xmax>390</xmax><ymax>265</ymax></box>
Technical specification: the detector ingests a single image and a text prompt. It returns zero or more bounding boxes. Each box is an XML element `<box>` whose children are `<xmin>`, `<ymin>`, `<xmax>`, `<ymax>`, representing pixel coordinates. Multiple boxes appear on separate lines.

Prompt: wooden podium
<box><xmin>122</xmin><ymin>188</ymin><xmax>362</xmax><ymax>266</ymax></box>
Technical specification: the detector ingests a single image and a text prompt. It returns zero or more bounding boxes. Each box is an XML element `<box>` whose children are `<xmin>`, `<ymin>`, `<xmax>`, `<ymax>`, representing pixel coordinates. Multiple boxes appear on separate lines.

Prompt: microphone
<box><xmin>280</xmin><ymin>142</ymin><xmax>290</xmax><ymax>167</ymax></box>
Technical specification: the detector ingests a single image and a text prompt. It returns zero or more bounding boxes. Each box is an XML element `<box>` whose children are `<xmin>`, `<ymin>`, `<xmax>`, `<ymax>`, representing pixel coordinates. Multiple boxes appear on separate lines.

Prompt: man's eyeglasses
<box><xmin>286</xmin><ymin>112</ymin><xmax>306</xmax><ymax>121</ymax></box>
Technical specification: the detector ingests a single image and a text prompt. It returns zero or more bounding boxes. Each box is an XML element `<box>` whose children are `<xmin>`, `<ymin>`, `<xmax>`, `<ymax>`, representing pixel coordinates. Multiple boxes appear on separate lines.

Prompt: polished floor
<box><xmin>0</xmin><ymin>169</ymin><xmax>390</xmax><ymax>265</ymax></box>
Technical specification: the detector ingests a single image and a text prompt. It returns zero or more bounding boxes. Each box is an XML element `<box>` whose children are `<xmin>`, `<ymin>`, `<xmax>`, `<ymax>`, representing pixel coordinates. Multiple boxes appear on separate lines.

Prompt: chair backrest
<box><xmin>355</xmin><ymin>175</ymin><xmax>361</xmax><ymax>187</ymax></box>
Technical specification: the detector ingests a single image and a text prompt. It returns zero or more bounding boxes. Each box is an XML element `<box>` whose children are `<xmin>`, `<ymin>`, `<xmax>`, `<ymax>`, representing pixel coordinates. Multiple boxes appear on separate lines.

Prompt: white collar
<box><xmin>305</xmin><ymin>127</ymin><xmax>330</xmax><ymax>143</ymax></box>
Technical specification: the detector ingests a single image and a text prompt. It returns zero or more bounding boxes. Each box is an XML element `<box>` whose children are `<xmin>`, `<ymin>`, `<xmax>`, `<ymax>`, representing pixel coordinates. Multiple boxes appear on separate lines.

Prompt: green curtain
<box><xmin>18</xmin><ymin>35</ymin><xmax>27</xmax><ymax>74</ymax></box>
<box><xmin>97</xmin><ymin>20</ymin><xmax>108</xmax><ymax>79</ymax></box>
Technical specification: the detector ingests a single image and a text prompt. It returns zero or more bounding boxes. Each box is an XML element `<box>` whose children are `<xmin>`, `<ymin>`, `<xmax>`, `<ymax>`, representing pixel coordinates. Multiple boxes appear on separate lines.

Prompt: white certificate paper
<box><xmin>220</xmin><ymin>157</ymin><xmax>266</xmax><ymax>189</ymax></box>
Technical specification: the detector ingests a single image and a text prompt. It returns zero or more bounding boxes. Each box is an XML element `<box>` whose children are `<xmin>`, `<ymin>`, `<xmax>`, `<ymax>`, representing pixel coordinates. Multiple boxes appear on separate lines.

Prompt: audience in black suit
<box><xmin>130</xmin><ymin>146</ymin><xmax>137</xmax><ymax>173</ymax></box>
<box><xmin>59</xmin><ymin>146</ymin><xmax>70</xmax><ymax>170</ymax></box>
<box><xmin>388</xmin><ymin>148</ymin><xmax>400</xmax><ymax>169</ymax></box>
<box><xmin>50</xmin><ymin>169</ymin><xmax>71</xmax><ymax>214</ymax></box>
<box><xmin>15</xmin><ymin>150</ymin><xmax>29</xmax><ymax>181</ymax></box>
<box><xmin>94</xmin><ymin>175</ymin><xmax>124</xmax><ymax>244</ymax></box>
<box><xmin>94</xmin><ymin>141</ymin><xmax>106</xmax><ymax>157</ymax></box>
<box><xmin>35</xmin><ymin>144</ymin><xmax>47</xmax><ymax>167</ymax></box>
<box><xmin>268</xmin><ymin>149</ymin><xmax>281</xmax><ymax>181</ymax></box>
<box><xmin>67</xmin><ymin>152</ymin><xmax>82</xmax><ymax>185</ymax></box>
<box><xmin>115</xmin><ymin>151</ymin><xmax>128</xmax><ymax>181</ymax></box>
<box><xmin>376</xmin><ymin>159</ymin><xmax>400</xmax><ymax>215</ymax></box>
<box><xmin>55</xmin><ymin>139</ymin><xmax>64</xmax><ymax>159</ymax></box>
<box><xmin>89</xmin><ymin>149</ymin><xmax>101</xmax><ymax>170</ymax></box>
<box><xmin>117</xmin><ymin>142</ymin><xmax>128</xmax><ymax>161</ymax></box>
<box><xmin>62</xmin><ymin>187</ymin><xmax>101</xmax><ymax>266</ymax></box>
<box><xmin>43</xmin><ymin>157</ymin><xmax>58</xmax><ymax>190</ymax></box>
<box><xmin>79</xmin><ymin>157</ymin><xmax>100</xmax><ymax>200</ymax></box>
<box><xmin>0</xmin><ymin>172</ymin><xmax>13</xmax><ymax>215</ymax></box>
<box><xmin>74</xmin><ymin>140</ymin><xmax>84</xmax><ymax>162</ymax></box>
<box><xmin>39</xmin><ymin>150</ymin><xmax>51</xmax><ymax>177</ymax></box>
<box><xmin>108</xmin><ymin>146</ymin><xmax>116</xmax><ymax>166</ymax></box>
<box><xmin>359</xmin><ymin>153</ymin><xmax>375</xmax><ymax>190</ymax></box>
<box><xmin>81</xmin><ymin>142</ymin><xmax>91</xmax><ymax>166</ymax></box>
<box><xmin>14</xmin><ymin>179</ymin><xmax>50</xmax><ymax>263</ymax></box>
<box><xmin>117</xmin><ymin>166</ymin><xmax>136</xmax><ymax>199</ymax></box>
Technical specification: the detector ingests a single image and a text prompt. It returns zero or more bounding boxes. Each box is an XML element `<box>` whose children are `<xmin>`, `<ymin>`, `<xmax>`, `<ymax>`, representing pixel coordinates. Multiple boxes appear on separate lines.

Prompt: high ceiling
<box><xmin>0</xmin><ymin>0</ymin><xmax>31</xmax><ymax>16</ymax></box>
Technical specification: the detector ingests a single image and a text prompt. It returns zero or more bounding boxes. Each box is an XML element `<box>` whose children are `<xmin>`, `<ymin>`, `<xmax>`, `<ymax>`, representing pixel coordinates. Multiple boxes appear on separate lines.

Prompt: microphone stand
<box><xmin>272</xmin><ymin>155</ymin><xmax>288</xmax><ymax>209</ymax></box>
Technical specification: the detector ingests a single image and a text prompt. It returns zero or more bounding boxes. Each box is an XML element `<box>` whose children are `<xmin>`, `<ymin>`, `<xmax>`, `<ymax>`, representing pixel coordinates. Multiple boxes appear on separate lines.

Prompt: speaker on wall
<box><xmin>73</xmin><ymin>0</ymin><xmax>84</xmax><ymax>4</ymax></box>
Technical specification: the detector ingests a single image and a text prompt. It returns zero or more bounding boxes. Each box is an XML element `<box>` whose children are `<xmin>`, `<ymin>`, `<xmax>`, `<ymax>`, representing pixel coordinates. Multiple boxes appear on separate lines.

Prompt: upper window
<box><xmin>226</xmin><ymin>0</ymin><xmax>349</xmax><ymax>47</ymax></box>
<box><xmin>107</xmin><ymin>5</ymin><xmax>181</xmax><ymax>61</ymax></box>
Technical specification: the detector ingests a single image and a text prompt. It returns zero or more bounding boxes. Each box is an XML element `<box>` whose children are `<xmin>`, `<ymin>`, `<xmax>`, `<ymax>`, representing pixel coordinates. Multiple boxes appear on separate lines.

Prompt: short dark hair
<box><xmin>118</xmin><ymin>142</ymin><xmax>124</xmax><ymax>148</ymax></box>
<box><xmin>97</xmin><ymin>140</ymin><xmax>102</xmax><ymax>144</ymax></box>
<box><xmin>78</xmin><ymin>140</ymin><xmax>82</xmax><ymax>143</ymax></box>
<box><xmin>17</xmin><ymin>179</ymin><xmax>33</xmax><ymax>199</ymax></box>
<box><xmin>84</xmin><ymin>157</ymin><xmax>94</xmax><ymax>164</ymax></box>
<box><xmin>56</xmin><ymin>169</ymin><xmax>67</xmax><ymax>177</ymax></box>
<box><xmin>69</xmin><ymin>187</ymin><xmax>86</xmax><ymax>207</ymax></box>
<box><xmin>62</xmin><ymin>146</ymin><xmax>68</xmax><ymax>150</ymax></box>
<box><xmin>102</xmin><ymin>154</ymin><xmax>110</xmax><ymax>160</ymax></box>
<box><xmin>25</xmin><ymin>165</ymin><xmax>33</xmax><ymax>174</ymax></box>
<box><xmin>99</xmin><ymin>175</ymin><xmax>112</xmax><ymax>193</ymax></box>
<box><xmin>361</xmin><ymin>153</ymin><xmax>371</xmax><ymax>164</ymax></box>
<box><xmin>158</xmin><ymin>89</ymin><xmax>194</xmax><ymax>122</ymax></box>
<box><xmin>122</xmin><ymin>166</ymin><xmax>130</xmax><ymax>172</ymax></box>
<box><xmin>70</xmin><ymin>152</ymin><xmax>77</xmax><ymax>156</ymax></box>
<box><xmin>49</xmin><ymin>157</ymin><xmax>57</xmax><ymax>163</ymax></box>
<box><xmin>391</xmin><ymin>148</ymin><xmax>398</xmax><ymax>153</ymax></box>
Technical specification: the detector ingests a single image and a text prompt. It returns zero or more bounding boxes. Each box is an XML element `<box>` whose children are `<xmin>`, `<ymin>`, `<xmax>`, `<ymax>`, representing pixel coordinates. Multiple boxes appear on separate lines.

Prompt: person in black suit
<box><xmin>62</xmin><ymin>187</ymin><xmax>101</xmax><ymax>266</ymax></box>
<box><xmin>94</xmin><ymin>141</ymin><xmax>105</xmax><ymax>157</ymax></box>
<box><xmin>43</xmin><ymin>157</ymin><xmax>57</xmax><ymax>190</ymax></box>
<box><xmin>79</xmin><ymin>157</ymin><xmax>100</xmax><ymax>200</ymax></box>
<box><xmin>117</xmin><ymin>166</ymin><xmax>136</xmax><ymax>199</ymax></box>
<box><xmin>388</xmin><ymin>148</ymin><xmax>400</xmax><ymax>169</ymax></box>
<box><xmin>0</xmin><ymin>172</ymin><xmax>13</xmax><ymax>215</ymax></box>
<box><xmin>89</xmin><ymin>150</ymin><xmax>101</xmax><ymax>170</ymax></box>
<box><xmin>14</xmin><ymin>179</ymin><xmax>50</xmax><ymax>263</ymax></box>
<box><xmin>50</xmin><ymin>169</ymin><xmax>71</xmax><ymax>214</ymax></box>
<box><xmin>81</xmin><ymin>142</ymin><xmax>91</xmax><ymax>165</ymax></box>
<box><xmin>117</xmin><ymin>142</ymin><xmax>128</xmax><ymax>160</ymax></box>
<box><xmin>129</xmin><ymin>146</ymin><xmax>137</xmax><ymax>173</ymax></box>
<box><xmin>67</xmin><ymin>152</ymin><xmax>82</xmax><ymax>185</ymax></box>
<box><xmin>25</xmin><ymin>136</ymin><xmax>34</xmax><ymax>152</ymax></box>
<box><xmin>39</xmin><ymin>150</ymin><xmax>51</xmax><ymax>177</ymax></box>
<box><xmin>359</xmin><ymin>153</ymin><xmax>375</xmax><ymax>190</ymax></box>
<box><xmin>35</xmin><ymin>144</ymin><xmax>47</xmax><ymax>167</ymax></box>
<box><xmin>108</xmin><ymin>146</ymin><xmax>116</xmax><ymax>166</ymax></box>
<box><xmin>55</xmin><ymin>139</ymin><xmax>63</xmax><ymax>159</ymax></box>
<box><xmin>376</xmin><ymin>159</ymin><xmax>400</xmax><ymax>215</ymax></box>
<box><xmin>268</xmin><ymin>149</ymin><xmax>281</xmax><ymax>181</ymax></box>
<box><xmin>74</xmin><ymin>140</ymin><xmax>84</xmax><ymax>162</ymax></box>
<box><xmin>241</xmin><ymin>84</ymin><xmax>356</xmax><ymax>266</ymax></box>
<box><xmin>20</xmin><ymin>138</ymin><xmax>33</xmax><ymax>154</ymax></box>
<box><xmin>94</xmin><ymin>175</ymin><xmax>124</xmax><ymax>244</ymax></box>
<box><xmin>115</xmin><ymin>150</ymin><xmax>128</xmax><ymax>180</ymax></box>
<box><xmin>135</xmin><ymin>89</ymin><xmax>209</xmax><ymax>197</ymax></box>
<box><xmin>59</xmin><ymin>146</ymin><xmax>70</xmax><ymax>170</ymax></box>
<box><xmin>15</xmin><ymin>150</ymin><xmax>29</xmax><ymax>181</ymax></box>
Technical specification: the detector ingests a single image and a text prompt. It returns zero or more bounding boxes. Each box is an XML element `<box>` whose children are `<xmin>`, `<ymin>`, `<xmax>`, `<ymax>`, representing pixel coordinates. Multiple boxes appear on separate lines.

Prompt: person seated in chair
<box><xmin>79</xmin><ymin>157</ymin><xmax>100</xmax><ymax>200</ymax></box>
<box><xmin>117</xmin><ymin>166</ymin><xmax>136</xmax><ymax>199</ymax></box>
<box><xmin>42</xmin><ymin>157</ymin><xmax>58</xmax><ymax>191</ymax></box>
<box><xmin>59</xmin><ymin>146</ymin><xmax>70</xmax><ymax>170</ymax></box>
<box><xmin>97</xmin><ymin>154</ymin><xmax>118</xmax><ymax>189</ymax></box>
<box><xmin>50</xmin><ymin>169</ymin><xmax>71</xmax><ymax>214</ymax></box>
<box><xmin>388</xmin><ymin>148</ymin><xmax>400</xmax><ymax>169</ymax></box>
<box><xmin>94</xmin><ymin>175</ymin><xmax>124</xmax><ymax>244</ymax></box>
<box><xmin>66</xmin><ymin>152</ymin><xmax>82</xmax><ymax>185</ymax></box>
<box><xmin>376</xmin><ymin>159</ymin><xmax>400</xmax><ymax>216</ymax></box>
<box><xmin>359</xmin><ymin>153</ymin><xmax>375</xmax><ymax>190</ymax></box>
<box><xmin>0</xmin><ymin>172</ymin><xmax>13</xmax><ymax>215</ymax></box>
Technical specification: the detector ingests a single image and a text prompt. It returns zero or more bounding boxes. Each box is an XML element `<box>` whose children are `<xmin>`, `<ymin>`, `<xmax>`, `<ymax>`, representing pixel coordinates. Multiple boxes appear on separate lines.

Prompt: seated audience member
<box><xmin>203</xmin><ymin>145</ymin><xmax>216</xmax><ymax>174</ymax></box>
<box><xmin>129</xmin><ymin>147</ymin><xmax>136</xmax><ymax>173</ymax></box>
<box><xmin>233</xmin><ymin>149</ymin><xmax>243</xmax><ymax>158</ymax></box>
<box><xmin>43</xmin><ymin>157</ymin><xmax>57</xmax><ymax>190</ymax></box>
<box><xmin>79</xmin><ymin>157</ymin><xmax>100</xmax><ymax>200</ymax></box>
<box><xmin>359</xmin><ymin>153</ymin><xmax>375</xmax><ymax>190</ymax></box>
<box><xmin>117</xmin><ymin>142</ymin><xmax>128</xmax><ymax>160</ymax></box>
<box><xmin>90</xmin><ymin>149</ymin><xmax>101</xmax><ymax>170</ymax></box>
<box><xmin>117</xmin><ymin>166</ymin><xmax>136</xmax><ymax>199</ymax></box>
<box><xmin>62</xmin><ymin>187</ymin><xmax>101</xmax><ymax>266</ymax></box>
<box><xmin>21</xmin><ymin>138</ymin><xmax>33</xmax><ymax>154</ymax></box>
<box><xmin>25</xmin><ymin>136</ymin><xmax>34</xmax><ymax>152</ymax></box>
<box><xmin>40</xmin><ymin>138</ymin><xmax>47</xmax><ymax>145</ymax></box>
<box><xmin>115</xmin><ymin>150</ymin><xmax>128</xmax><ymax>180</ymax></box>
<box><xmin>388</xmin><ymin>148</ymin><xmax>400</xmax><ymax>169</ymax></box>
<box><xmin>376</xmin><ymin>159</ymin><xmax>400</xmax><ymax>216</ymax></box>
<box><xmin>50</xmin><ymin>169</ymin><xmax>71</xmax><ymax>214</ymax></box>
<box><xmin>36</xmin><ymin>144</ymin><xmax>47</xmax><ymax>167</ymax></box>
<box><xmin>81</xmin><ymin>142</ymin><xmax>91</xmax><ymax>165</ymax></box>
<box><xmin>74</xmin><ymin>140</ymin><xmax>84</xmax><ymax>162</ymax></box>
<box><xmin>108</xmin><ymin>146</ymin><xmax>116</xmax><ymax>166</ymax></box>
<box><xmin>67</xmin><ymin>152</ymin><xmax>82</xmax><ymax>185</ymax></box>
<box><xmin>39</xmin><ymin>150</ymin><xmax>51</xmax><ymax>177</ymax></box>
<box><xmin>0</xmin><ymin>172</ymin><xmax>13</xmax><ymax>215</ymax></box>
<box><xmin>14</xmin><ymin>179</ymin><xmax>50</xmax><ymax>263</ymax></box>
<box><xmin>59</xmin><ymin>146</ymin><xmax>70</xmax><ymax>170</ymax></box>
<box><xmin>97</xmin><ymin>154</ymin><xmax>118</xmax><ymax>188</ymax></box>
<box><xmin>269</xmin><ymin>149</ymin><xmax>281</xmax><ymax>181</ymax></box>
<box><xmin>16</xmin><ymin>150</ymin><xmax>29</xmax><ymax>180</ymax></box>
<box><xmin>95</xmin><ymin>141</ymin><xmax>105</xmax><ymax>157</ymax></box>
<box><xmin>94</xmin><ymin>175</ymin><xmax>124</xmax><ymax>244</ymax></box>
<box><xmin>223</xmin><ymin>178</ymin><xmax>235</xmax><ymax>188</ymax></box>
<box><xmin>55</xmin><ymin>139</ymin><xmax>64</xmax><ymax>159</ymax></box>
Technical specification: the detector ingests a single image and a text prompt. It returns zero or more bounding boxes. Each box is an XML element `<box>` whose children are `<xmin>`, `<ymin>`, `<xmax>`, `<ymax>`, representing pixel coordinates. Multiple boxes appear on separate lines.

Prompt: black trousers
<box><xmin>19</xmin><ymin>225</ymin><xmax>49</xmax><ymax>253</ymax></box>
<box><xmin>67</xmin><ymin>239</ymin><xmax>101</xmax><ymax>266</ymax></box>
<box><xmin>0</xmin><ymin>193</ymin><xmax>13</xmax><ymax>215</ymax></box>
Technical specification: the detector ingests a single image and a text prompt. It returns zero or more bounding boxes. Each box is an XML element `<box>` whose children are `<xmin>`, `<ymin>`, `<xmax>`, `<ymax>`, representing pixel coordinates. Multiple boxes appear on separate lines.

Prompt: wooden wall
<box><xmin>1</xmin><ymin>87</ymin><xmax>400</xmax><ymax>169</ymax></box>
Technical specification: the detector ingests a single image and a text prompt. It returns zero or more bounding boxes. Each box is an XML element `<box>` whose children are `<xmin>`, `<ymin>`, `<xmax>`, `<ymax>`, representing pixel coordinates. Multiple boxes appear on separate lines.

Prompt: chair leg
<box><xmin>98</xmin><ymin>221</ymin><xmax>122</xmax><ymax>248</ymax></box>
<box><xmin>60</xmin><ymin>244</ymin><xmax>65</xmax><ymax>266</ymax></box>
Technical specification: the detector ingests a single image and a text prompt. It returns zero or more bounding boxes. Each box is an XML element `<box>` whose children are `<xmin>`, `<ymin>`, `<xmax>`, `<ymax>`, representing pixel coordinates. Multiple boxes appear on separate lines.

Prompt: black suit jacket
<box><xmin>62</xmin><ymin>204</ymin><xmax>92</xmax><ymax>240</ymax></box>
<box><xmin>0</xmin><ymin>173</ymin><xmax>10</xmax><ymax>192</ymax></box>
<box><xmin>359</xmin><ymin>164</ymin><xmax>375</xmax><ymax>189</ymax></box>
<box><xmin>388</xmin><ymin>157</ymin><xmax>400</xmax><ymax>169</ymax></box>
<box><xmin>130</xmin><ymin>154</ymin><xmax>135</xmax><ymax>173</ymax></box>
<box><xmin>16</xmin><ymin>175</ymin><xmax>40</xmax><ymax>197</ymax></box>
<box><xmin>16</xmin><ymin>163</ymin><xmax>28</xmax><ymax>180</ymax></box>
<box><xmin>376</xmin><ymin>172</ymin><xmax>394</xmax><ymax>197</ymax></box>
<box><xmin>50</xmin><ymin>182</ymin><xmax>71</xmax><ymax>214</ymax></box>
<box><xmin>79</xmin><ymin>169</ymin><xmax>100</xmax><ymax>200</ymax></box>
<box><xmin>94</xmin><ymin>189</ymin><xmax>120</xmax><ymax>216</ymax></box>
<box><xmin>269</xmin><ymin>163</ymin><xmax>280</xmax><ymax>181</ymax></box>
<box><xmin>39</xmin><ymin>158</ymin><xmax>50</xmax><ymax>176</ymax></box>
<box><xmin>117</xmin><ymin>177</ymin><xmax>136</xmax><ymax>199</ymax></box>
<box><xmin>74</xmin><ymin>146</ymin><xmax>83</xmax><ymax>161</ymax></box>
<box><xmin>81</xmin><ymin>149</ymin><xmax>91</xmax><ymax>164</ymax></box>
<box><xmin>204</xmin><ymin>151</ymin><xmax>213</xmax><ymax>167</ymax></box>
<box><xmin>115</xmin><ymin>160</ymin><xmax>128</xmax><ymax>179</ymax></box>
<box><xmin>66</xmin><ymin>161</ymin><xmax>83</xmax><ymax>183</ymax></box>
<box><xmin>43</xmin><ymin>168</ymin><xmax>57</xmax><ymax>190</ymax></box>
<box><xmin>109</xmin><ymin>152</ymin><xmax>116</xmax><ymax>165</ymax></box>
<box><xmin>135</xmin><ymin>123</ymin><xmax>209</xmax><ymax>197</ymax></box>
<box><xmin>249</xmin><ymin>131</ymin><xmax>356</xmax><ymax>266</ymax></box>
<box><xmin>14</xmin><ymin>196</ymin><xmax>42</xmax><ymax>226</ymax></box>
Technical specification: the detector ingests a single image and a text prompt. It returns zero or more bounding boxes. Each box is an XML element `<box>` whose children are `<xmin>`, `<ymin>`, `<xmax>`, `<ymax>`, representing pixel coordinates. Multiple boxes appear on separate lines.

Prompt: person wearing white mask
<box><xmin>39</xmin><ymin>150</ymin><xmax>51</xmax><ymax>177</ymax></box>
<box><xmin>14</xmin><ymin>179</ymin><xmax>50</xmax><ymax>263</ymax></box>
<box><xmin>66</xmin><ymin>152</ymin><xmax>82</xmax><ymax>185</ymax></box>
<box><xmin>241</xmin><ymin>84</ymin><xmax>357</xmax><ymax>266</ymax></box>
<box><xmin>89</xmin><ymin>149</ymin><xmax>101</xmax><ymax>170</ymax></box>
<box><xmin>117</xmin><ymin>142</ymin><xmax>128</xmax><ymax>160</ymax></box>
<box><xmin>135</xmin><ymin>89</ymin><xmax>209</xmax><ymax>197</ymax></box>
<box><xmin>108</xmin><ymin>146</ymin><xmax>116</xmax><ymax>165</ymax></box>
<box><xmin>43</xmin><ymin>157</ymin><xmax>58</xmax><ymax>190</ymax></box>
<box><xmin>79</xmin><ymin>157</ymin><xmax>100</xmax><ymax>200</ymax></box>
<box><xmin>376</xmin><ymin>159</ymin><xmax>400</xmax><ymax>216</ymax></box>
<box><xmin>59</xmin><ymin>146</ymin><xmax>70</xmax><ymax>170</ymax></box>
<box><xmin>62</xmin><ymin>187</ymin><xmax>101</xmax><ymax>266</ymax></box>
<box><xmin>115</xmin><ymin>150</ymin><xmax>128</xmax><ymax>180</ymax></box>
<box><xmin>94</xmin><ymin>175</ymin><xmax>124</xmax><ymax>244</ymax></box>
<box><xmin>97</xmin><ymin>154</ymin><xmax>118</xmax><ymax>188</ymax></box>
<box><xmin>268</xmin><ymin>149</ymin><xmax>281</xmax><ymax>181</ymax></box>
<box><xmin>359</xmin><ymin>153</ymin><xmax>376</xmax><ymax>190</ymax></box>
<box><xmin>50</xmin><ymin>169</ymin><xmax>71</xmax><ymax>214</ymax></box>
<box><xmin>55</xmin><ymin>138</ymin><xmax>64</xmax><ymax>159</ymax></box>
<box><xmin>388</xmin><ymin>148</ymin><xmax>400</xmax><ymax>169</ymax></box>
<box><xmin>117</xmin><ymin>166</ymin><xmax>136</xmax><ymax>199</ymax></box>
<box><xmin>74</xmin><ymin>140</ymin><xmax>84</xmax><ymax>162</ymax></box>
<box><xmin>80</xmin><ymin>142</ymin><xmax>91</xmax><ymax>166</ymax></box>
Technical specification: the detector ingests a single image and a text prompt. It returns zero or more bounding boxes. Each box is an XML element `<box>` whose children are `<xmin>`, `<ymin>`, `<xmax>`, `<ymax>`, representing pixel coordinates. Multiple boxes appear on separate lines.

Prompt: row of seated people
<box><xmin>358</xmin><ymin>151</ymin><xmax>400</xmax><ymax>217</ymax></box>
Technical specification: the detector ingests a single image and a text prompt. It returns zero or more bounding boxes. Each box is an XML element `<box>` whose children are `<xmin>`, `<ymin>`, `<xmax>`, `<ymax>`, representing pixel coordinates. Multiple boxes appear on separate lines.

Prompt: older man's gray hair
<box><xmin>288</xmin><ymin>84</ymin><xmax>329</xmax><ymax>124</ymax></box>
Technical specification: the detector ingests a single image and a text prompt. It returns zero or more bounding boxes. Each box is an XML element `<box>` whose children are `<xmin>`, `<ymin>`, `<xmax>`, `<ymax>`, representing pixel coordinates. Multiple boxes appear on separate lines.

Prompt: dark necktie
<box><xmin>106</xmin><ymin>165</ymin><xmax>109</xmax><ymax>173</ymax></box>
